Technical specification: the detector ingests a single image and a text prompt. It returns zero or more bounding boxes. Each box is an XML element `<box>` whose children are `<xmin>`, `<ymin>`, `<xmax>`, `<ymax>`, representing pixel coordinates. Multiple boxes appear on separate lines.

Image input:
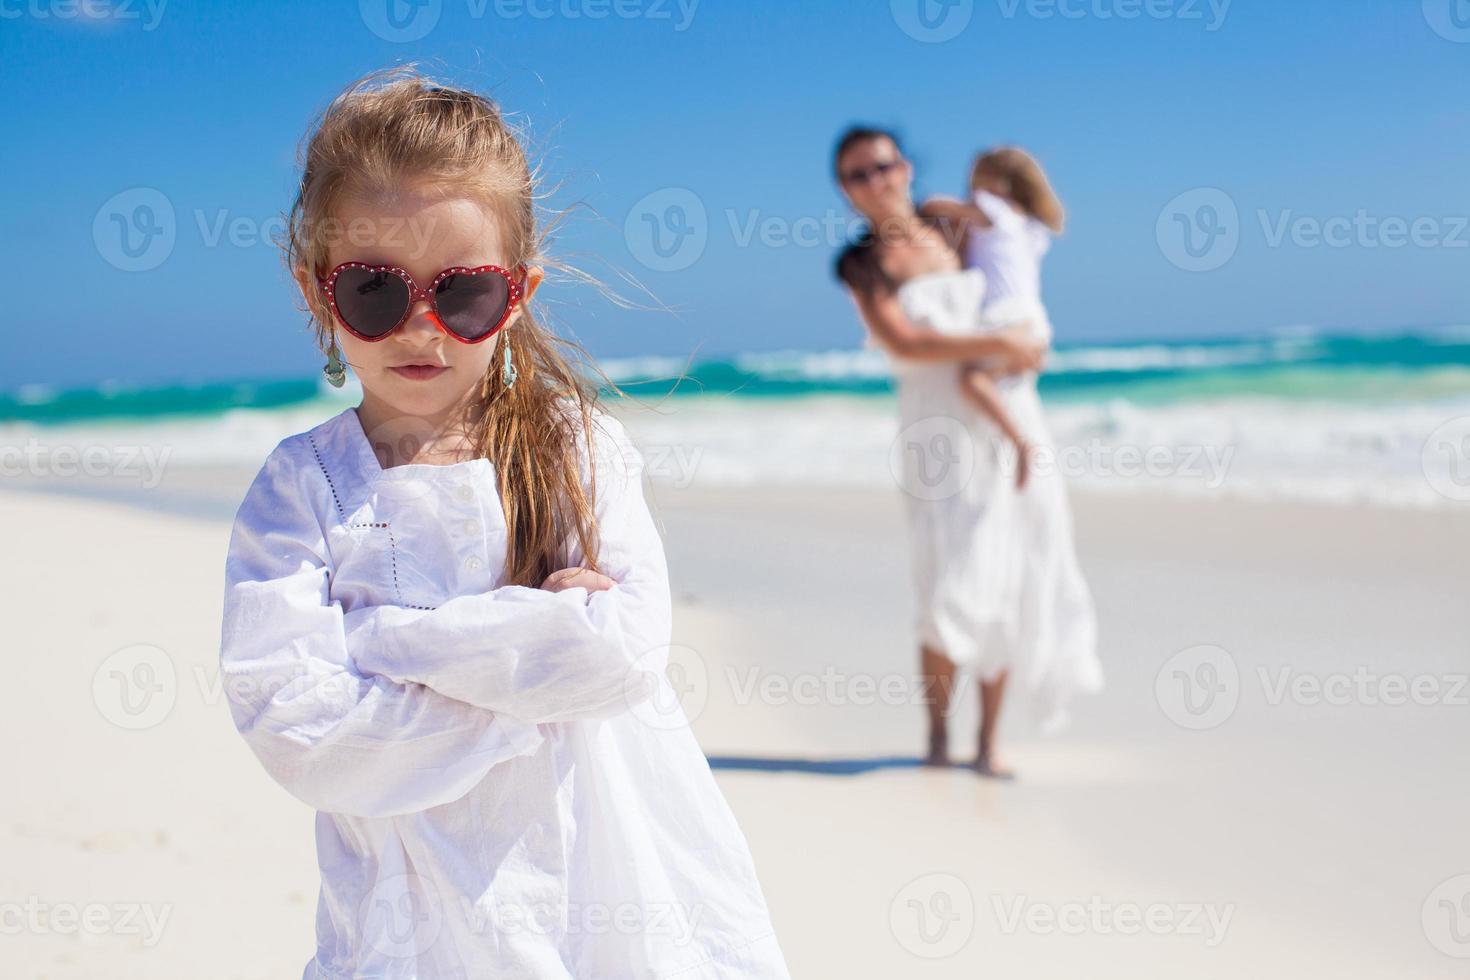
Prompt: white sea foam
<box><xmin>4</xmin><ymin>385</ymin><xmax>1469</xmax><ymax>511</ymax></box>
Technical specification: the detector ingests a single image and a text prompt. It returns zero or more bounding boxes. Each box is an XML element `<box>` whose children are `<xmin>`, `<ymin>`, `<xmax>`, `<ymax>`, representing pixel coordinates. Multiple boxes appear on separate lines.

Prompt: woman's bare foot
<box><xmin>970</xmin><ymin>748</ymin><xmax>1016</xmax><ymax>780</ymax></box>
<box><xmin>923</xmin><ymin>730</ymin><xmax>951</xmax><ymax>767</ymax></box>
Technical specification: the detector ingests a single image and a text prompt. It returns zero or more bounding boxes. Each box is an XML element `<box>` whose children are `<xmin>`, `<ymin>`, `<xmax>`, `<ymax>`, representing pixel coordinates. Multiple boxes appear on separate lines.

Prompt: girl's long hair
<box><xmin>283</xmin><ymin>66</ymin><xmax>617</xmax><ymax>588</ymax></box>
<box><xmin>972</xmin><ymin>146</ymin><xmax>1066</xmax><ymax>234</ymax></box>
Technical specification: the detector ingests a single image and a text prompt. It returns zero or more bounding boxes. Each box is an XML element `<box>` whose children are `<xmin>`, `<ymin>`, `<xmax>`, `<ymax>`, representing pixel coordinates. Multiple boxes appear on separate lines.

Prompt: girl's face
<box><xmin>837</xmin><ymin>137</ymin><xmax>914</xmax><ymax>222</ymax></box>
<box><xmin>298</xmin><ymin>185</ymin><xmax>541</xmax><ymax>425</ymax></box>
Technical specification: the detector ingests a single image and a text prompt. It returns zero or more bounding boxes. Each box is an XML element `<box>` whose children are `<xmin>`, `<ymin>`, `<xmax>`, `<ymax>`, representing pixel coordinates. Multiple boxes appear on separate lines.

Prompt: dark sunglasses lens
<box><xmin>435</xmin><ymin>272</ymin><xmax>510</xmax><ymax>340</ymax></box>
<box><xmin>845</xmin><ymin>161</ymin><xmax>895</xmax><ymax>185</ymax></box>
<box><xmin>333</xmin><ymin>268</ymin><xmax>410</xmax><ymax>338</ymax></box>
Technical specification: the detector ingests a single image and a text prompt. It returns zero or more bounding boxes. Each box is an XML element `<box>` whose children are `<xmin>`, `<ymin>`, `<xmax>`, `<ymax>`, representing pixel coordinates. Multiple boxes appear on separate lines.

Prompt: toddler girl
<box><xmin>922</xmin><ymin>146</ymin><xmax>1066</xmax><ymax>489</ymax></box>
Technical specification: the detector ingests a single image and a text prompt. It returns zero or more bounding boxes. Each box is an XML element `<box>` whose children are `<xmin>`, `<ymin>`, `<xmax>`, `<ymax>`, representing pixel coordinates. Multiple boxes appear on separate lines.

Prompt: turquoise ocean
<box><xmin>4</xmin><ymin>329</ymin><xmax>1469</xmax><ymax>508</ymax></box>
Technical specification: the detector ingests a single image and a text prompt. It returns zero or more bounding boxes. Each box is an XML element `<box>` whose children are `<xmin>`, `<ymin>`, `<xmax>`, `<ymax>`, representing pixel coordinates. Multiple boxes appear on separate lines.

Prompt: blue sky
<box><xmin>3</xmin><ymin>0</ymin><xmax>1467</xmax><ymax>389</ymax></box>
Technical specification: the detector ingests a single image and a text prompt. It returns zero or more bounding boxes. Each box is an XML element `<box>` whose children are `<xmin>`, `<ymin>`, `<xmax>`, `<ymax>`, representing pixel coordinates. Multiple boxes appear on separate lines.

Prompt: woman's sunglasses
<box><xmin>318</xmin><ymin>262</ymin><xmax>525</xmax><ymax>344</ymax></box>
<box><xmin>840</xmin><ymin>159</ymin><xmax>903</xmax><ymax>187</ymax></box>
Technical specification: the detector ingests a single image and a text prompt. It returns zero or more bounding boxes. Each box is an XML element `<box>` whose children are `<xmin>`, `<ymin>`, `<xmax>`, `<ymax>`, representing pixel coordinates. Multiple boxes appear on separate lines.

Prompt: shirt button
<box><xmin>462</xmin><ymin>519</ymin><xmax>481</xmax><ymax>536</ymax></box>
<box><xmin>455</xmin><ymin>484</ymin><xmax>474</xmax><ymax>502</ymax></box>
<box><xmin>464</xmin><ymin>556</ymin><xmax>483</xmax><ymax>572</ymax></box>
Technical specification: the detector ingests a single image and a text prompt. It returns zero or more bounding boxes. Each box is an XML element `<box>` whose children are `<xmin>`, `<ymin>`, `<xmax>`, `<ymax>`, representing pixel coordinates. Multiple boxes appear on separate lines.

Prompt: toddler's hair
<box><xmin>971</xmin><ymin>146</ymin><xmax>1065</xmax><ymax>234</ymax></box>
<box><xmin>283</xmin><ymin>65</ymin><xmax>615</xmax><ymax>588</ymax></box>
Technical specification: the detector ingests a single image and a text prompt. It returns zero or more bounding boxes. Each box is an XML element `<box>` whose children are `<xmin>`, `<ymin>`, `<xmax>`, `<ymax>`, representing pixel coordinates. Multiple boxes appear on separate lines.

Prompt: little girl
<box><xmin>921</xmin><ymin>146</ymin><xmax>1066</xmax><ymax>490</ymax></box>
<box><xmin>218</xmin><ymin>69</ymin><xmax>790</xmax><ymax>978</ymax></box>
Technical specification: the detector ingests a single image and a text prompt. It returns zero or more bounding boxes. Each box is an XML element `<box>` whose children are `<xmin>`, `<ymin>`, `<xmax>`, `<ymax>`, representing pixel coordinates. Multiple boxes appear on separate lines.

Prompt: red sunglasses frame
<box><xmin>318</xmin><ymin>261</ymin><xmax>525</xmax><ymax>344</ymax></box>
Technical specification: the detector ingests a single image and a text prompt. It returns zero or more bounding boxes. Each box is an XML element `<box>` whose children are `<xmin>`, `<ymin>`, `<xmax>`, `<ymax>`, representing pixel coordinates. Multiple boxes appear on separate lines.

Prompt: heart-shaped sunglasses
<box><xmin>318</xmin><ymin>262</ymin><xmax>525</xmax><ymax>344</ymax></box>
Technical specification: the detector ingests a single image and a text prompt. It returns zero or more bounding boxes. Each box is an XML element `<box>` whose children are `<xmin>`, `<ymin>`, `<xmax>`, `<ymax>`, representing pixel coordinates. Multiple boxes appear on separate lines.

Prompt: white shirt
<box><xmin>219</xmin><ymin>405</ymin><xmax>790</xmax><ymax>979</ymax></box>
<box><xmin>964</xmin><ymin>188</ymin><xmax>1055</xmax><ymax>345</ymax></box>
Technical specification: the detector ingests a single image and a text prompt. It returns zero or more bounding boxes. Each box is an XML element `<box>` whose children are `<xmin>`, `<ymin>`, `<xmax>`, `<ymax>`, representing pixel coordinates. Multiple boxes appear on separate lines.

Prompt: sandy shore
<box><xmin>2</xmin><ymin>475</ymin><xmax>1466</xmax><ymax>978</ymax></box>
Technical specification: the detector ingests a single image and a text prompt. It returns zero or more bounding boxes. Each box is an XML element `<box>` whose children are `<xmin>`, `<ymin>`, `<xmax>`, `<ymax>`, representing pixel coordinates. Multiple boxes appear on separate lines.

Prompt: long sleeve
<box><xmin>218</xmin><ymin>440</ymin><xmax>545</xmax><ymax>819</ymax></box>
<box><xmin>348</xmin><ymin>412</ymin><xmax>674</xmax><ymax>724</ymax></box>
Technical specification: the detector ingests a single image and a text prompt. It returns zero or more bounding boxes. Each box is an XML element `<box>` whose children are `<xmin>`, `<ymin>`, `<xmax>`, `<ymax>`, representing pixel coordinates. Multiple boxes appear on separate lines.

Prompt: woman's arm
<box><xmin>219</xmin><ymin>444</ymin><xmax>546</xmax><ymax>820</ymax></box>
<box><xmin>850</xmin><ymin>286</ymin><xmax>1046</xmax><ymax>370</ymax></box>
<box><xmin>918</xmin><ymin>194</ymin><xmax>993</xmax><ymax>233</ymax></box>
<box><xmin>346</xmin><ymin>413</ymin><xmax>673</xmax><ymax>725</ymax></box>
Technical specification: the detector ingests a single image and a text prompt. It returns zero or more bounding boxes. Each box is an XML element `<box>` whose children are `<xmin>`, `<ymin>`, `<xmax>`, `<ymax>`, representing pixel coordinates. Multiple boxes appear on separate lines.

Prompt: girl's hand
<box><xmin>994</xmin><ymin>325</ymin><xmax>1048</xmax><ymax>374</ymax></box>
<box><xmin>539</xmin><ymin>566</ymin><xmax>615</xmax><ymax>594</ymax></box>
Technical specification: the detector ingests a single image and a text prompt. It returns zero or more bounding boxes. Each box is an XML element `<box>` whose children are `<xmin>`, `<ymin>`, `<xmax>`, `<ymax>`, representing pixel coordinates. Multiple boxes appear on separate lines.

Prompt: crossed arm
<box><xmin>218</xmin><ymin>415</ymin><xmax>669</xmax><ymax>819</ymax></box>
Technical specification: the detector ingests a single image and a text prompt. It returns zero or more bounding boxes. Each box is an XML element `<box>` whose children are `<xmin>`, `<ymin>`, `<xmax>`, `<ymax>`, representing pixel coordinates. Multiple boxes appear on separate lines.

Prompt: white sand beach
<box><xmin>2</xmin><ymin>474</ymin><xmax>1467</xmax><ymax>978</ymax></box>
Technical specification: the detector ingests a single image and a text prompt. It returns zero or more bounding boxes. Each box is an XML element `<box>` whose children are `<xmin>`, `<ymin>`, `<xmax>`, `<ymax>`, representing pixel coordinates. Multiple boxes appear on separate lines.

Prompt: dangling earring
<box><xmin>323</xmin><ymin>330</ymin><xmax>346</xmax><ymax>389</ymax></box>
<box><xmin>500</xmin><ymin>332</ymin><xmax>517</xmax><ymax>390</ymax></box>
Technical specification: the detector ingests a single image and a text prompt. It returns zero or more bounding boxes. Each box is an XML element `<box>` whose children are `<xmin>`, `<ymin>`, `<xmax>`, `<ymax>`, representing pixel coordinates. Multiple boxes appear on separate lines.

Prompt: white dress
<box><xmin>887</xmin><ymin>266</ymin><xmax>1103</xmax><ymax>731</ymax></box>
<box><xmin>219</xmin><ymin>405</ymin><xmax>790</xmax><ymax>979</ymax></box>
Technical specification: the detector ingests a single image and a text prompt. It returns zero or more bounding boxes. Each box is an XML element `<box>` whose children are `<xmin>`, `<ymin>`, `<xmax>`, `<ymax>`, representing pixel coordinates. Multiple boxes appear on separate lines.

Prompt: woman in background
<box><xmin>832</xmin><ymin>128</ymin><xmax>1102</xmax><ymax>777</ymax></box>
